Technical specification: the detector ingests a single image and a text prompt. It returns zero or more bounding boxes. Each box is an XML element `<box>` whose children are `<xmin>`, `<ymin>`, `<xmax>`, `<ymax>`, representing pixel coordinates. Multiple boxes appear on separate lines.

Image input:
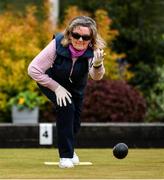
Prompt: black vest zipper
<box><xmin>69</xmin><ymin>58</ymin><xmax>77</xmax><ymax>83</ymax></box>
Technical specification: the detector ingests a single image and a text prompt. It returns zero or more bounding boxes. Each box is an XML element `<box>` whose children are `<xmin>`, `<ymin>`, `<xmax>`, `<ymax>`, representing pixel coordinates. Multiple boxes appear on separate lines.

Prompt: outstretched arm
<box><xmin>89</xmin><ymin>49</ymin><xmax>105</xmax><ymax>80</ymax></box>
<box><xmin>27</xmin><ymin>39</ymin><xmax>59</xmax><ymax>91</ymax></box>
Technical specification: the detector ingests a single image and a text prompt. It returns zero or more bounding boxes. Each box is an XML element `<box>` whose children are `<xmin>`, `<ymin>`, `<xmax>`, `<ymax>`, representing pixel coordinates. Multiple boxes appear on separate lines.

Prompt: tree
<box><xmin>0</xmin><ymin>3</ymin><xmax>52</xmax><ymax>121</ymax></box>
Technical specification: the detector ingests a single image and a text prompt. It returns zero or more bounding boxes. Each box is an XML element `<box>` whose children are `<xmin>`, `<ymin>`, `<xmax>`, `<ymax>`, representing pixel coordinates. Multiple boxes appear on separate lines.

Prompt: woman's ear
<box><xmin>89</xmin><ymin>42</ymin><xmax>93</xmax><ymax>47</ymax></box>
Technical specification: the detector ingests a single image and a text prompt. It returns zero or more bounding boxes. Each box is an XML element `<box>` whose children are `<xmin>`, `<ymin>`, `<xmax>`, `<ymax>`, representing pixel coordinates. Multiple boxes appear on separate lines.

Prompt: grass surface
<box><xmin>0</xmin><ymin>148</ymin><xmax>164</xmax><ymax>179</ymax></box>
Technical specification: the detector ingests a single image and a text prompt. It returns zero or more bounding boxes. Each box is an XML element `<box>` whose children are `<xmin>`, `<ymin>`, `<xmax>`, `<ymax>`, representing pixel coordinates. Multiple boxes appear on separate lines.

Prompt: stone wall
<box><xmin>0</xmin><ymin>123</ymin><xmax>164</xmax><ymax>148</ymax></box>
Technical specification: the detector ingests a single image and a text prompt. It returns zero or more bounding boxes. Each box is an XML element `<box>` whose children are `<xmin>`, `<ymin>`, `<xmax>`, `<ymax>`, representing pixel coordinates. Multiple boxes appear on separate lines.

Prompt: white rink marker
<box><xmin>44</xmin><ymin>161</ymin><xmax>93</xmax><ymax>166</ymax></box>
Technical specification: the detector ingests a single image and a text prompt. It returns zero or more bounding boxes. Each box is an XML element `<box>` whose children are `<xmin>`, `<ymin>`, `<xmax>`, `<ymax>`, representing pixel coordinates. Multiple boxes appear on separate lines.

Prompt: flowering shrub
<box><xmin>0</xmin><ymin>2</ymin><xmax>52</xmax><ymax>120</ymax></box>
<box><xmin>82</xmin><ymin>80</ymin><xmax>147</xmax><ymax>122</ymax></box>
<box><xmin>8</xmin><ymin>91</ymin><xmax>46</xmax><ymax>110</ymax></box>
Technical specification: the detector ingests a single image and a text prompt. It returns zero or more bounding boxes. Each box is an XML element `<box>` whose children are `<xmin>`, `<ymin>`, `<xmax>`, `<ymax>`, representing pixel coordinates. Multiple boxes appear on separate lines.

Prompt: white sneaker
<box><xmin>71</xmin><ymin>152</ymin><xmax>80</xmax><ymax>165</ymax></box>
<box><xmin>59</xmin><ymin>158</ymin><xmax>74</xmax><ymax>168</ymax></box>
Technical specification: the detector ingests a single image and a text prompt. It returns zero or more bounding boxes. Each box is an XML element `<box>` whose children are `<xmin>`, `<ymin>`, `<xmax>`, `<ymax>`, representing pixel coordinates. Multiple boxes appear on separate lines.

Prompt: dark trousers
<box><xmin>56</xmin><ymin>97</ymin><xmax>83</xmax><ymax>158</ymax></box>
<box><xmin>37</xmin><ymin>84</ymin><xmax>83</xmax><ymax>158</ymax></box>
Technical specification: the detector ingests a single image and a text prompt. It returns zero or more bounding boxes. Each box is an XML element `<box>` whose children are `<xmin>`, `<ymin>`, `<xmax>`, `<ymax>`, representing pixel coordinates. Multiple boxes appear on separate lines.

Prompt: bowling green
<box><xmin>0</xmin><ymin>148</ymin><xmax>164</xmax><ymax>179</ymax></box>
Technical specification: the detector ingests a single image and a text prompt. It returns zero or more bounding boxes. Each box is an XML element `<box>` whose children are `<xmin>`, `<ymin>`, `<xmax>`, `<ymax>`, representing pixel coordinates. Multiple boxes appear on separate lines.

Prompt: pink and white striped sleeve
<box><xmin>28</xmin><ymin>39</ymin><xmax>59</xmax><ymax>91</ymax></box>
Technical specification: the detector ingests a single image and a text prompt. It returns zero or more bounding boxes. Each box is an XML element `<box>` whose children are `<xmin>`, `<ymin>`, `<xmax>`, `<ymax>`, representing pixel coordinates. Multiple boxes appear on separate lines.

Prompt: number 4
<box><xmin>43</xmin><ymin>130</ymin><xmax>48</xmax><ymax>138</ymax></box>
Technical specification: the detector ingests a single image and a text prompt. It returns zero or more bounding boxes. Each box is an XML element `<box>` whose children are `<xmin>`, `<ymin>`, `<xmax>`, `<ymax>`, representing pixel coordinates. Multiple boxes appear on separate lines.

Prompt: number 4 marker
<box><xmin>39</xmin><ymin>123</ymin><xmax>53</xmax><ymax>145</ymax></box>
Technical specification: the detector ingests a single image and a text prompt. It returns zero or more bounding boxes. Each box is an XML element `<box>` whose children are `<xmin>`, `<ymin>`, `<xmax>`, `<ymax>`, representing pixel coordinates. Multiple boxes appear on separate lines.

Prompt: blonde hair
<box><xmin>61</xmin><ymin>16</ymin><xmax>106</xmax><ymax>50</ymax></box>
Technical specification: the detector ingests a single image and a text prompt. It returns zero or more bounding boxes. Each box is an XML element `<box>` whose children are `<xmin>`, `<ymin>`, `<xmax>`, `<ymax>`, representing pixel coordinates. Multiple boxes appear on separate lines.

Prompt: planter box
<box><xmin>12</xmin><ymin>106</ymin><xmax>39</xmax><ymax>124</ymax></box>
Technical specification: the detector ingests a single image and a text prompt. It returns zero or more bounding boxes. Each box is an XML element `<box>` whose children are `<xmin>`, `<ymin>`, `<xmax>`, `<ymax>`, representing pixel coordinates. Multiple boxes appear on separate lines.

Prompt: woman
<box><xmin>28</xmin><ymin>16</ymin><xmax>106</xmax><ymax>168</ymax></box>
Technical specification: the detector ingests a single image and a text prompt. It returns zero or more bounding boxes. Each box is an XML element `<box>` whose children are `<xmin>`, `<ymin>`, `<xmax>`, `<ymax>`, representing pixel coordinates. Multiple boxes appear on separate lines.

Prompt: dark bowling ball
<box><xmin>113</xmin><ymin>143</ymin><xmax>128</xmax><ymax>159</ymax></box>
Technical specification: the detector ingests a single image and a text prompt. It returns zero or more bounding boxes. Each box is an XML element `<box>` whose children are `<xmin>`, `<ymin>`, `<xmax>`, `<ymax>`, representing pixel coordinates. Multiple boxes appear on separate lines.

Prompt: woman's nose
<box><xmin>79</xmin><ymin>37</ymin><xmax>83</xmax><ymax>41</ymax></box>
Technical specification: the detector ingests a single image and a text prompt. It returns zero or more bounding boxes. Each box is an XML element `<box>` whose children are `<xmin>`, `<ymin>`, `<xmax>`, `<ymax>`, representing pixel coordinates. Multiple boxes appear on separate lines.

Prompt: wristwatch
<box><xmin>93</xmin><ymin>64</ymin><xmax>102</xmax><ymax>68</ymax></box>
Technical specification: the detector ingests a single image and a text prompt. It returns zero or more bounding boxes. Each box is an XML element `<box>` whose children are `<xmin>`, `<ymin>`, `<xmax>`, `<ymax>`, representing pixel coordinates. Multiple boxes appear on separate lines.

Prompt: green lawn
<box><xmin>0</xmin><ymin>148</ymin><xmax>164</xmax><ymax>179</ymax></box>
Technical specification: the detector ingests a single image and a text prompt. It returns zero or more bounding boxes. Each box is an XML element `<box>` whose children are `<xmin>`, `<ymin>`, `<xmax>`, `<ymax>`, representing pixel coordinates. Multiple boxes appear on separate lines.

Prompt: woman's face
<box><xmin>70</xmin><ymin>26</ymin><xmax>91</xmax><ymax>50</ymax></box>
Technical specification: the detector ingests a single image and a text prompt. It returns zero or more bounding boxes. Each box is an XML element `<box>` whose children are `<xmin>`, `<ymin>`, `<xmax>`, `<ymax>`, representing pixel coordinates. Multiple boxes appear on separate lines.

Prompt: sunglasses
<box><xmin>71</xmin><ymin>32</ymin><xmax>91</xmax><ymax>41</ymax></box>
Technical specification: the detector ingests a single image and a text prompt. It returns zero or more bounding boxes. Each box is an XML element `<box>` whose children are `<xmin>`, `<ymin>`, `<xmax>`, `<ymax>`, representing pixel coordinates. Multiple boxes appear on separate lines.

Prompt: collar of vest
<box><xmin>55</xmin><ymin>33</ymin><xmax>94</xmax><ymax>59</ymax></box>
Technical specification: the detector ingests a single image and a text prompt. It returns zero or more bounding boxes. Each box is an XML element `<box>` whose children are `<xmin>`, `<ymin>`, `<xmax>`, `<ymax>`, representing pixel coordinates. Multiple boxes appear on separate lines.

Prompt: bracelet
<box><xmin>93</xmin><ymin>64</ymin><xmax>102</xmax><ymax>68</ymax></box>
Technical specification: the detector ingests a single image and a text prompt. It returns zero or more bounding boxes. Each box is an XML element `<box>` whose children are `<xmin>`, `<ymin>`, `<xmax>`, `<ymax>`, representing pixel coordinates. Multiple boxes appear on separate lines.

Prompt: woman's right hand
<box><xmin>54</xmin><ymin>85</ymin><xmax>72</xmax><ymax>107</ymax></box>
<box><xmin>93</xmin><ymin>49</ymin><xmax>104</xmax><ymax>67</ymax></box>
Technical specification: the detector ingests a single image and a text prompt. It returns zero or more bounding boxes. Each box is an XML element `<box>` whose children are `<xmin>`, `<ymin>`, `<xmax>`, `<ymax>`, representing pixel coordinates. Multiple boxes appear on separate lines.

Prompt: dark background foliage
<box><xmin>0</xmin><ymin>0</ymin><xmax>46</xmax><ymax>20</ymax></box>
<box><xmin>81</xmin><ymin>80</ymin><xmax>146</xmax><ymax>122</ymax></box>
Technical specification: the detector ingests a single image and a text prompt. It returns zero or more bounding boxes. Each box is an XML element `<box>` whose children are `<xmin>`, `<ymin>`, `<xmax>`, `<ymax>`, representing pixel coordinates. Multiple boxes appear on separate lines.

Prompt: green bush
<box><xmin>8</xmin><ymin>91</ymin><xmax>46</xmax><ymax>110</ymax></box>
<box><xmin>145</xmin><ymin>65</ymin><xmax>164</xmax><ymax>122</ymax></box>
